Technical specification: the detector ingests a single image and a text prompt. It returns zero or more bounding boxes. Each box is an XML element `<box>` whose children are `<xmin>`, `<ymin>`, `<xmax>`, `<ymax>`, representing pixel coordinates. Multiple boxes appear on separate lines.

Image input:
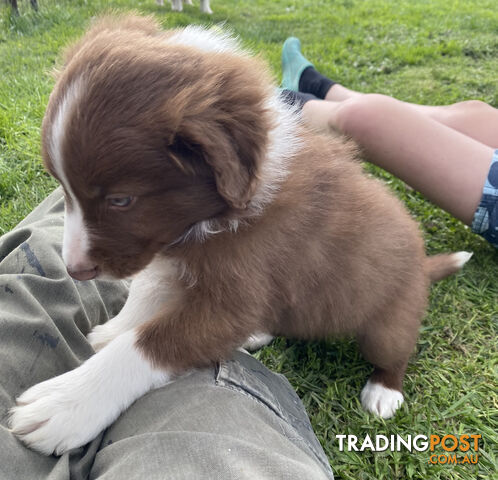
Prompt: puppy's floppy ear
<box><xmin>169</xmin><ymin>123</ymin><xmax>262</xmax><ymax>210</ymax></box>
<box><xmin>166</xmin><ymin>57</ymin><xmax>273</xmax><ymax>210</ymax></box>
<box><xmin>199</xmin><ymin>119</ymin><xmax>264</xmax><ymax>211</ymax></box>
<box><xmin>206</xmin><ymin>148</ymin><xmax>256</xmax><ymax>210</ymax></box>
<box><xmin>173</xmin><ymin>116</ymin><xmax>265</xmax><ymax>210</ymax></box>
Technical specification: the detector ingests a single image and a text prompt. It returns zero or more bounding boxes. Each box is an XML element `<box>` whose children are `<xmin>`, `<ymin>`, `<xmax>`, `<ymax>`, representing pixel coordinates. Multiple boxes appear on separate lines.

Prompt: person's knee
<box><xmin>444</xmin><ymin>99</ymin><xmax>492</xmax><ymax>121</ymax></box>
<box><xmin>333</xmin><ymin>94</ymin><xmax>397</xmax><ymax>137</ymax></box>
<box><xmin>430</xmin><ymin>99</ymin><xmax>493</xmax><ymax>129</ymax></box>
<box><xmin>451</xmin><ymin>99</ymin><xmax>489</xmax><ymax>112</ymax></box>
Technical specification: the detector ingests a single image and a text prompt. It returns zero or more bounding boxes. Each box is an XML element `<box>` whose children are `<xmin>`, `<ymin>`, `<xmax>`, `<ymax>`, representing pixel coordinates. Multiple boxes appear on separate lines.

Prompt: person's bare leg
<box><xmin>324</xmin><ymin>85</ymin><xmax>498</xmax><ymax>148</ymax></box>
<box><xmin>302</xmin><ymin>94</ymin><xmax>494</xmax><ymax>225</ymax></box>
<box><xmin>301</xmin><ymin>99</ymin><xmax>343</xmax><ymax>132</ymax></box>
<box><xmin>324</xmin><ymin>84</ymin><xmax>363</xmax><ymax>102</ymax></box>
<box><xmin>282</xmin><ymin>37</ymin><xmax>498</xmax><ymax>147</ymax></box>
<box><xmin>408</xmin><ymin>101</ymin><xmax>498</xmax><ymax>148</ymax></box>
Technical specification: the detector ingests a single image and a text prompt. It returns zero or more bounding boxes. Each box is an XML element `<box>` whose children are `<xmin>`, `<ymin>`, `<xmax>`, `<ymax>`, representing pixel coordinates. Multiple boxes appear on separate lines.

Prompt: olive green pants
<box><xmin>0</xmin><ymin>188</ymin><xmax>333</xmax><ymax>480</ymax></box>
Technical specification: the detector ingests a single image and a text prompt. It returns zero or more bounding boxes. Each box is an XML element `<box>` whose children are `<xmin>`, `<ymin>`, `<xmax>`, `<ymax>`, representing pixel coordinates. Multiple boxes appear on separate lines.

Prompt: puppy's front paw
<box><xmin>9</xmin><ymin>370</ymin><xmax>110</xmax><ymax>455</ymax></box>
<box><xmin>10</xmin><ymin>330</ymin><xmax>172</xmax><ymax>455</ymax></box>
<box><xmin>360</xmin><ymin>379</ymin><xmax>404</xmax><ymax>419</ymax></box>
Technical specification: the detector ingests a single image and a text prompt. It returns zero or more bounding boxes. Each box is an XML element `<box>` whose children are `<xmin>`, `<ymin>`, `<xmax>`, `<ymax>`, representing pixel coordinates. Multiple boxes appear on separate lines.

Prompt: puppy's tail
<box><xmin>424</xmin><ymin>251</ymin><xmax>473</xmax><ymax>283</ymax></box>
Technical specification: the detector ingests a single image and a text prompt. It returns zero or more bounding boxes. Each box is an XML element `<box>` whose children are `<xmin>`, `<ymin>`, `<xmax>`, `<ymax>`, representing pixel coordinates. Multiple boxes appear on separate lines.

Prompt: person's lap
<box><xmin>0</xmin><ymin>188</ymin><xmax>333</xmax><ymax>479</ymax></box>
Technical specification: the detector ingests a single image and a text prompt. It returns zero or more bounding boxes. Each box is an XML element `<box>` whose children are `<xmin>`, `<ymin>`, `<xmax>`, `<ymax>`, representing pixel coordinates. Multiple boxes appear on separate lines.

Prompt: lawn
<box><xmin>0</xmin><ymin>0</ymin><xmax>496</xmax><ymax>478</ymax></box>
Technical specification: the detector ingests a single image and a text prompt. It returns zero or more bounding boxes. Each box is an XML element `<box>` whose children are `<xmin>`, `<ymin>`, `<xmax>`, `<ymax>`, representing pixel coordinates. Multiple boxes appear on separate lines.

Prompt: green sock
<box><xmin>281</xmin><ymin>37</ymin><xmax>314</xmax><ymax>92</ymax></box>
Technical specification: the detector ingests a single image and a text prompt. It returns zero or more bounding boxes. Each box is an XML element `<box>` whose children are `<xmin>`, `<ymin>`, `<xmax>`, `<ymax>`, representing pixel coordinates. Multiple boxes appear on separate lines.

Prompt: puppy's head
<box><xmin>41</xmin><ymin>15</ymin><xmax>274</xmax><ymax>280</ymax></box>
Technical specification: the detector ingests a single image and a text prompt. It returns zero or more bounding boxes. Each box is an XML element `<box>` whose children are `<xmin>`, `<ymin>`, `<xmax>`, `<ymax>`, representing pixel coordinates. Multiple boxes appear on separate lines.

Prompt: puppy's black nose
<box><xmin>67</xmin><ymin>266</ymin><xmax>99</xmax><ymax>281</ymax></box>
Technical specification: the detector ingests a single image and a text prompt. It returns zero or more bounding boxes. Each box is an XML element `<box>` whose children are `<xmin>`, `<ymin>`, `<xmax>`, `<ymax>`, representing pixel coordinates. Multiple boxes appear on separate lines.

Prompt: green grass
<box><xmin>1</xmin><ymin>1</ymin><xmax>497</xmax><ymax>478</ymax></box>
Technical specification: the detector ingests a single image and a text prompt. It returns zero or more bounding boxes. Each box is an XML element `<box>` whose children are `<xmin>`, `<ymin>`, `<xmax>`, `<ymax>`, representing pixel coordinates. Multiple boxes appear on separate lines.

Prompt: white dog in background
<box><xmin>156</xmin><ymin>0</ymin><xmax>212</xmax><ymax>14</ymax></box>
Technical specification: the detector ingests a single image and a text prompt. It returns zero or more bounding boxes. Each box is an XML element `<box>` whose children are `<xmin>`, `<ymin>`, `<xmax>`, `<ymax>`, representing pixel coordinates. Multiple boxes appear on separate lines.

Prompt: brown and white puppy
<box><xmin>156</xmin><ymin>0</ymin><xmax>212</xmax><ymax>14</ymax></box>
<box><xmin>9</xmin><ymin>15</ymin><xmax>471</xmax><ymax>455</ymax></box>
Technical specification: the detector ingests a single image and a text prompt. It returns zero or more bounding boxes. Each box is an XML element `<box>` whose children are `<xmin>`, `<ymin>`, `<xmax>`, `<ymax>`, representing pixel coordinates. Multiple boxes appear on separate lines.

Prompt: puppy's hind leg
<box><xmin>360</xmin><ymin>367</ymin><xmax>406</xmax><ymax>419</ymax></box>
<box><xmin>357</xmin><ymin>297</ymin><xmax>425</xmax><ymax>418</ymax></box>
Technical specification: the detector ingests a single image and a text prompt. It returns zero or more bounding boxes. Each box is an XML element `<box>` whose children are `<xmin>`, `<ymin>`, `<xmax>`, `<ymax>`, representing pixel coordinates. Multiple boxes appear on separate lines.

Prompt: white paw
<box><xmin>360</xmin><ymin>379</ymin><xmax>404</xmax><ymax>419</ymax></box>
<box><xmin>9</xmin><ymin>369</ymin><xmax>115</xmax><ymax>455</ymax></box>
<box><xmin>451</xmin><ymin>251</ymin><xmax>473</xmax><ymax>268</ymax></box>
<box><xmin>242</xmin><ymin>333</ymin><xmax>274</xmax><ymax>351</ymax></box>
<box><xmin>10</xmin><ymin>330</ymin><xmax>171</xmax><ymax>455</ymax></box>
<box><xmin>87</xmin><ymin>323</ymin><xmax>119</xmax><ymax>351</ymax></box>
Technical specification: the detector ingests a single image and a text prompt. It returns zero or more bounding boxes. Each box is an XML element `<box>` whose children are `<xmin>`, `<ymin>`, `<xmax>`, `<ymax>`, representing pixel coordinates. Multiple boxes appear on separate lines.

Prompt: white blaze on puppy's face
<box><xmin>48</xmin><ymin>78</ymin><xmax>93</xmax><ymax>272</ymax></box>
<box><xmin>62</xmin><ymin>202</ymin><xmax>91</xmax><ymax>272</ymax></box>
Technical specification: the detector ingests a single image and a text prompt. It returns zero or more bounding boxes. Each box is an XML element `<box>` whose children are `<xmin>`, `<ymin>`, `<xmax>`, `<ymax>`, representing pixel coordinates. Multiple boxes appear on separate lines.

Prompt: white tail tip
<box><xmin>452</xmin><ymin>251</ymin><xmax>473</xmax><ymax>268</ymax></box>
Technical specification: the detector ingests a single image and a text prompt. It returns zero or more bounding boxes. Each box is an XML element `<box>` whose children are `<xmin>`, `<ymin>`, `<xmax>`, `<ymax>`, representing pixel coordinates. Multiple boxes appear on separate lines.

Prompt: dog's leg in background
<box><xmin>87</xmin><ymin>256</ymin><xmax>179</xmax><ymax>351</ymax></box>
<box><xmin>156</xmin><ymin>0</ymin><xmax>165</xmax><ymax>6</ymax></box>
<box><xmin>171</xmin><ymin>0</ymin><xmax>183</xmax><ymax>11</ymax></box>
<box><xmin>200</xmin><ymin>0</ymin><xmax>212</xmax><ymax>14</ymax></box>
<box><xmin>8</xmin><ymin>0</ymin><xmax>19</xmax><ymax>15</ymax></box>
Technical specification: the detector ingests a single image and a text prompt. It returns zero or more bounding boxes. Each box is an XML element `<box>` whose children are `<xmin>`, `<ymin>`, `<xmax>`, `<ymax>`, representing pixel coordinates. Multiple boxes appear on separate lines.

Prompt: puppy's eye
<box><xmin>106</xmin><ymin>195</ymin><xmax>135</xmax><ymax>209</ymax></box>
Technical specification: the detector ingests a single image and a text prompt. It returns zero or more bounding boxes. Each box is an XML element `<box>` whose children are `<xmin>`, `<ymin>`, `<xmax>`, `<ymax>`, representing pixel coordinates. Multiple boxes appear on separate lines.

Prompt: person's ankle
<box><xmin>298</xmin><ymin>66</ymin><xmax>336</xmax><ymax>99</ymax></box>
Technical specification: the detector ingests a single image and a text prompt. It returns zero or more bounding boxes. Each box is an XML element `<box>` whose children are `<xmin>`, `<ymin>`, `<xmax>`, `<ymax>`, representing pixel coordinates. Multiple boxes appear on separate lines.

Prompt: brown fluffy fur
<box><xmin>43</xmin><ymin>15</ymin><xmax>465</xmax><ymax>406</ymax></box>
